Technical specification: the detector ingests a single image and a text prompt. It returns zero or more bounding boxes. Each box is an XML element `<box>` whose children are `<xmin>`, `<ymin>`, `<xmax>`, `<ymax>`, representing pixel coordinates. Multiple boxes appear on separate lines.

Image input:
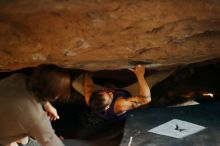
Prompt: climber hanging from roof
<box><xmin>72</xmin><ymin>64</ymin><xmax>175</xmax><ymax>121</ymax></box>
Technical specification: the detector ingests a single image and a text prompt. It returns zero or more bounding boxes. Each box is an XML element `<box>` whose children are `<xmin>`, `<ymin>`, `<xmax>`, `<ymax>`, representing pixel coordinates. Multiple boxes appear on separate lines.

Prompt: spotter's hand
<box><xmin>43</xmin><ymin>102</ymin><xmax>60</xmax><ymax>121</ymax></box>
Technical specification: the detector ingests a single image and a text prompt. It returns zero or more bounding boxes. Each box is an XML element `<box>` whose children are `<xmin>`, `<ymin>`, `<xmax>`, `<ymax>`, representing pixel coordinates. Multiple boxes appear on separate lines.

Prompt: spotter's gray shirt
<box><xmin>0</xmin><ymin>74</ymin><xmax>64</xmax><ymax>146</ymax></box>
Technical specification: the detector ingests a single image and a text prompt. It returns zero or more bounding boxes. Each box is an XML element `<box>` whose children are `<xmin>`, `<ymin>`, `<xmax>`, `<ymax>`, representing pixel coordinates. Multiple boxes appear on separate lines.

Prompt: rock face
<box><xmin>0</xmin><ymin>0</ymin><xmax>220</xmax><ymax>71</ymax></box>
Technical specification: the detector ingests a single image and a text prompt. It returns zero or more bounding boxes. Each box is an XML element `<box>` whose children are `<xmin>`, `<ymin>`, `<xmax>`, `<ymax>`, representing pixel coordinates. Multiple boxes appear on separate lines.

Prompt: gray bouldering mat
<box><xmin>120</xmin><ymin>102</ymin><xmax>220</xmax><ymax>146</ymax></box>
<box><xmin>63</xmin><ymin>139</ymin><xmax>92</xmax><ymax>146</ymax></box>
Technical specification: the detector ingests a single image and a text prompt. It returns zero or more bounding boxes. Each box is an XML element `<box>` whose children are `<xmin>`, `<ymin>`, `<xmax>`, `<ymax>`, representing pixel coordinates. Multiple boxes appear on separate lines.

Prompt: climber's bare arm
<box><xmin>84</xmin><ymin>73</ymin><xmax>94</xmax><ymax>106</ymax></box>
<box><xmin>114</xmin><ymin>65</ymin><xmax>151</xmax><ymax>115</ymax></box>
<box><xmin>114</xmin><ymin>95</ymin><xmax>151</xmax><ymax>115</ymax></box>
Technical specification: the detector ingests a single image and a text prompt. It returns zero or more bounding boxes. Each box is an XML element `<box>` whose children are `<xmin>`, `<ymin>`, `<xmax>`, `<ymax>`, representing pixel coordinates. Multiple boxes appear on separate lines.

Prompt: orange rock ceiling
<box><xmin>0</xmin><ymin>0</ymin><xmax>220</xmax><ymax>71</ymax></box>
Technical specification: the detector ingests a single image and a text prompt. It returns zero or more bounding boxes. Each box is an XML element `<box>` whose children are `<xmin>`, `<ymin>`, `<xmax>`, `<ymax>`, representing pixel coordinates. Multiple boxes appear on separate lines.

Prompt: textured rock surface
<box><xmin>0</xmin><ymin>0</ymin><xmax>220</xmax><ymax>71</ymax></box>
